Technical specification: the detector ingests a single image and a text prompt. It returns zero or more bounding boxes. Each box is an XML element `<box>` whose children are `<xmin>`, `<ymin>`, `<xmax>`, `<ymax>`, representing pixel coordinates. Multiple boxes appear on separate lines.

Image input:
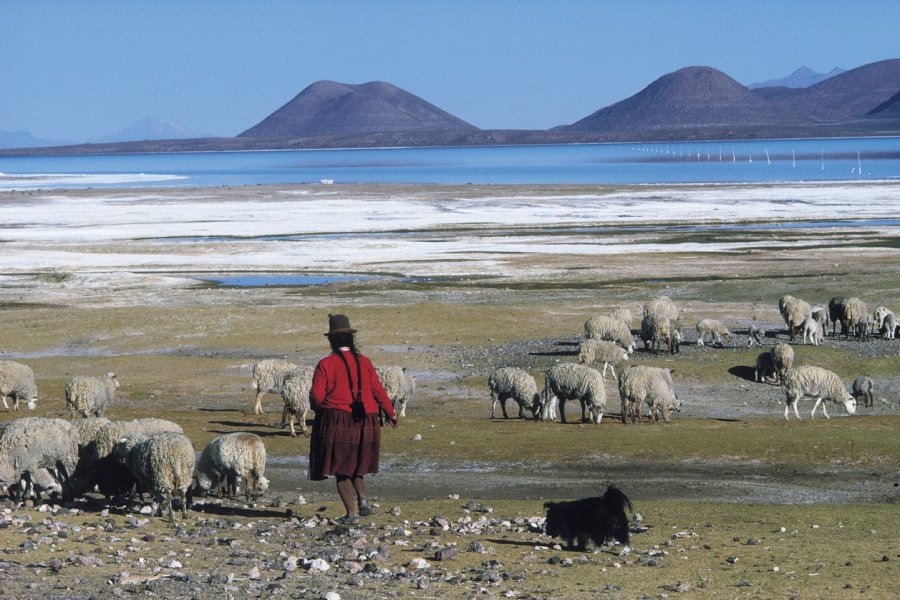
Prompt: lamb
<box><xmin>65</xmin><ymin>372</ymin><xmax>119</xmax><ymax>418</ymax></box>
<box><xmin>617</xmin><ymin>365</ymin><xmax>680</xmax><ymax>424</ymax></box>
<box><xmin>827</xmin><ymin>296</ymin><xmax>846</xmax><ymax>337</ymax></box>
<box><xmin>127</xmin><ymin>432</ymin><xmax>195</xmax><ymax>521</ymax></box>
<box><xmin>747</xmin><ymin>325</ymin><xmax>766</xmax><ymax>347</ymax></box>
<box><xmin>782</xmin><ymin>365</ymin><xmax>856</xmax><ymax>420</ymax></box>
<box><xmin>778</xmin><ymin>295</ymin><xmax>811</xmax><ymax>341</ymax></box>
<box><xmin>851</xmin><ymin>376</ymin><xmax>874</xmax><ymax>409</ymax></box>
<box><xmin>280</xmin><ymin>366</ymin><xmax>315</xmax><ymax>436</ymax></box>
<box><xmin>252</xmin><ymin>358</ymin><xmax>300</xmax><ymax>415</ymax></box>
<box><xmin>0</xmin><ymin>360</ymin><xmax>38</xmax><ymax>411</ymax></box>
<box><xmin>577</xmin><ymin>339</ymin><xmax>629</xmax><ymax>380</ymax></box>
<box><xmin>880</xmin><ymin>312</ymin><xmax>898</xmax><ymax>340</ymax></box>
<box><xmin>840</xmin><ymin>297</ymin><xmax>867</xmax><ymax>339</ymax></box>
<box><xmin>810</xmin><ymin>306</ymin><xmax>828</xmax><ymax>330</ymax></box>
<box><xmin>642</xmin><ymin>296</ymin><xmax>680</xmax><ymax>321</ymax></box>
<box><xmin>640</xmin><ymin>312</ymin><xmax>680</xmax><ymax>354</ymax></box>
<box><xmin>376</xmin><ymin>365</ymin><xmax>416</xmax><ymax>418</ymax></box>
<box><xmin>695</xmin><ymin>319</ymin><xmax>732</xmax><ymax>347</ymax></box>
<box><xmin>754</xmin><ymin>351</ymin><xmax>778</xmax><ymax>384</ymax></box>
<box><xmin>873</xmin><ymin>306</ymin><xmax>895</xmax><ymax>331</ymax></box>
<box><xmin>0</xmin><ymin>417</ymin><xmax>79</xmax><ymax>502</ymax></box>
<box><xmin>488</xmin><ymin>367</ymin><xmax>541</xmax><ymax>420</ymax></box>
<box><xmin>192</xmin><ymin>432</ymin><xmax>269</xmax><ymax>503</ymax></box>
<box><xmin>583</xmin><ymin>315</ymin><xmax>636</xmax><ymax>353</ymax></box>
<box><xmin>542</xmin><ymin>363</ymin><xmax>607</xmax><ymax>424</ymax></box>
<box><xmin>771</xmin><ymin>342</ymin><xmax>795</xmax><ymax>383</ymax></box>
<box><xmin>801</xmin><ymin>317</ymin><xmax>824</xmax><ymax>346</ymax></box>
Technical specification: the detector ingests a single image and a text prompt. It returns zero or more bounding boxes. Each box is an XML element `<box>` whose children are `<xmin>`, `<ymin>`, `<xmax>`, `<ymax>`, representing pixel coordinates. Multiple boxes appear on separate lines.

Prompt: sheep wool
<box><xmin>252</xmin><ymin>359</ymin><xmax>301</xmax><ymax>415</ymax></box>
<box><xmin>778</xmin><ymin>295</ymin><xmax>812</xmax><ymax>340</ymax></box>
<box><xmin>617</xmin><ymin>365</ymin><xmax>680</xmax><ymax>424</ymax></box>
<box><xmin>770</xmin><ymin>342</ymin><xmax>795</xmax><ymax>382</ymax></box>
<box><xmin>128</xmin><ymin>432</ymin><xmax>195</xmax><ymax>521</ymax></box>
<box><xmin>488</xmin><ymin>367</ymin><xmax>541</xmax><ymax>419</ymax></box>
<box><xmin>640</xmin><ymin>313</ymin><xmax>679</xmax><ymax>354</ymax></box>
<box><xmin>782</xmin><ymin>365</ymin><xmax>856</xmax><ymax>420</ymax></box>
<box><xmin>840</xmin><ymin>297</ymin><xmax>867</xmax><ymax>337</ymax></box>
<box><xmin>642</xmin><ymin>296</ymin><xmax>680</xmax><ymax>321</ymax></box>
<box><xmin>0</xmin><ymin>417</ymin><xmax>79</xmax><ymax>501</ymax></box>
<box><xmin>376</xmin><ymin>365</ymin><xmax>416</xmax><ymax>418</ymax></box>
<box><xmin>0</xmin><ymin>360</ymin><xmax>38</xmax><ymax>411</ymax></box>
<box><xmin>584</xmin><ymin>315</ymin><xmax>636</xmax><ymax>353</ymax></box>
<box><xmin>542</xmin><ymin>363</ymin><xmax>607</xmax><ymax>424</ymax></box>
<box><xmin>607</xmin><ymin>307</ymin><xmax>634</xmax><ymax>327</ymax></box>
<box><xmin>577</xmin><ymin>339</ymin><xmax>629</xmax><ymax>380</ymax></box>
<box><xmin>194</xmin><ymin>432</ymin><xmax>268</xmax><ymax>503</ymax></box>
<box><xmin>65</xmin><ymin>372</ymin><xmax>118</xmax><ymax>418</ymax></box>
<box><xmin>280</xmin><ymin>366</ymin><xmax>315</xmax><ymax>436</ymax></box>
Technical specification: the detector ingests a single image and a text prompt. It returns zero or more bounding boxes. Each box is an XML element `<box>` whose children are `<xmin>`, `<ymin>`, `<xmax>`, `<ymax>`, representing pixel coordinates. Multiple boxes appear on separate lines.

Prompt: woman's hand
<box><xmin>389</xmin><ymin>415</ymin><xmax>399</xmax><ymax>428</ymax></box>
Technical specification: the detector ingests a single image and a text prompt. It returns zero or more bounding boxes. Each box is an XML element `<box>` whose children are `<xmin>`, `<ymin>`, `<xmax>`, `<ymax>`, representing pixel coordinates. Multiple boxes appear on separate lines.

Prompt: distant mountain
<box><xmin>239</xmin><ymin>80</ymin><xmax>478</xmax><ymax>138</ymax></box>
<box><xmin>94</xmin><ymin>117</ymin><xmax>203</xmax><ymax>143</ymax></box>
<box><xmin>868</xmin><ymin>90</ymin><xmax>900</xmax><ymax>118</ymax></box>
<box><xmin>748</xmin><ymin>66</ymin><xmax>844</xmax><ymax>89</ymax></box>
<box><xmin>0</xmin><ymin>129</ymin><xmax>73</xmax><ymax>149</ymax></box>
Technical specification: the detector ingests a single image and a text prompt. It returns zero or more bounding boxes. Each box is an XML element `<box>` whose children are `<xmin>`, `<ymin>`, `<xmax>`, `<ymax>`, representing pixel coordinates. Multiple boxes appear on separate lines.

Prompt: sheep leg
<box><xmin>580</xmin><ymin>399</ymin><xmax>589</xmax><ymax>423</ymax></box>
<box><xmin>254</xmin><ymin>391</ymin><xmax>265</xmax><ymax>414</ymax></box>
<box><xmin>821</xmin><ymin>402</ymin><xmax>830</xmax><ymax>419</ymax></box>
<box><xmin>601</xmin><ymin>363</ymin><xmax>609</xmax><ymax>380</ymax></box>
<box><xmin>1</xmin><ymin>395</ymin><xmax>8</xmax><ymax>410</ymax></box>
<box><xmin>500</xmin><ymin>397</ymin><xmax>510</xmax><ymax>419</ymax></box>
<box><xmin>280</xmin><ymin>403</ymin><xmax>288</xmax><ymax>428</ymax></box>
<box><xmin>288</xmin><ymin>415</ymin><xmax>297</xmax><ymax>437</ymax></box>
<box><xmin>559</xmin><ymin>399</ymin><xmax>568</xmax><ymax>424</ymax></box>
<box><xmin>810</xmin><ymin>397</ymin><xmax>823</xmax><ymax>419</ymax></box>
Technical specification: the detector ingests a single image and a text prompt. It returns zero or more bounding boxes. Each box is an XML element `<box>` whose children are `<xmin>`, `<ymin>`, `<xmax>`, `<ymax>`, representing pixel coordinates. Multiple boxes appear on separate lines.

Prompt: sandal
<box><xmin>358</xmin><ymin>504</ymin><xmax>373</xmax><ymax>517</ymax></box>
<box><xmin>336</xmin><ymin>515</ymin><xmax>360</xmax><ymax>526</ymax></box>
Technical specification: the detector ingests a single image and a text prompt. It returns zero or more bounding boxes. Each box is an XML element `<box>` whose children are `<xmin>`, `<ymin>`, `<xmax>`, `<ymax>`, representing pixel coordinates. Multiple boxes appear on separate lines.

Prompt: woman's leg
<box><xmin>335</xmin><ymin>475</ymin><xmax>357</xmax><ymax>517</ymax></box>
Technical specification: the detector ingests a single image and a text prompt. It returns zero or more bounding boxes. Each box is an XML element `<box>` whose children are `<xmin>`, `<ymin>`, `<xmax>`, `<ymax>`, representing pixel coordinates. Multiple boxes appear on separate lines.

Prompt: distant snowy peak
<box><xmin>95</xmin><ymin>117</ymin><xmax>203</xmax><ymax>143</ymax></box>
<box><xmin>748</xmin><ymin>66</ymin><xmax>845</xmax><ymax>89</ymax></box>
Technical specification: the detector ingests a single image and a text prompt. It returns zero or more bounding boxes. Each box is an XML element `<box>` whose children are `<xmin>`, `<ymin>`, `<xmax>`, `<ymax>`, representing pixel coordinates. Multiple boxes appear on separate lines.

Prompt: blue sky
<box><xmin>2</xmin><ymin>0</ymin><xmax>898</xmax><ymax>142</ymax></box>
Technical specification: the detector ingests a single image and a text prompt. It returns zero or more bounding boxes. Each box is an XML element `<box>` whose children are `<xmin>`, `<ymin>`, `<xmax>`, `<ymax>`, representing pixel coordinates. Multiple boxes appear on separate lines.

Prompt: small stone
<box><xmin>746</xmin><ymin>538</ymin><xmax>760</xmax><ymax>545</ymax></box>
<box><xmin>323</xmin><ymin>593</ymin><xmax>341</xmax><ymax>600</ymax></box>
<box><xmin>434</xmin><ymin>546</ymin><xmax>457</xmax><ymax>561</ymax></box>
<box><xmin>307</xmin><ymin>558</ymin><xmax>330</xmax><ymax>572</ymax></box>
<box><xmin>167</xmin><ymin>560</ymin><xmax>182</xmax><ymax>569</ymax></box>
<box><xmin>408</xmin><ymin>558</ymin><xmax>430</xmax><ymax>570</ymax></box>
<box><xmin>412</xmin><ymin>434</ymin><xmax>422</xmax><ymax>441</ymax></box>
<box><xmin>248</xmin><ymin>566</ymin><xmax>261</xmax><ymax>579</ymax></box>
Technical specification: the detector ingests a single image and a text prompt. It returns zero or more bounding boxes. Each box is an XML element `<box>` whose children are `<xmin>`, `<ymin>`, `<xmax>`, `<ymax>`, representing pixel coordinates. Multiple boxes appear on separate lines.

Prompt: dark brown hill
<box><xmin>562</xmin><ymin>67</ymin><xmax>795</xmax><ymax>133</ymax></box>
<box><xmin>239</xmin><ymin>80</ymin><xmax>478</xmax><ymax>138</ymax></box>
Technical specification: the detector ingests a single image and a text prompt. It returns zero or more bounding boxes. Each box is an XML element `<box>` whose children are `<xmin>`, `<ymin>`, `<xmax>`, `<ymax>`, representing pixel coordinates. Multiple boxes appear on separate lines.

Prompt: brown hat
<box><xmin>325</xmin><ymin>313</ymin><xmax>356</xmax><ymax>336</ymax></box>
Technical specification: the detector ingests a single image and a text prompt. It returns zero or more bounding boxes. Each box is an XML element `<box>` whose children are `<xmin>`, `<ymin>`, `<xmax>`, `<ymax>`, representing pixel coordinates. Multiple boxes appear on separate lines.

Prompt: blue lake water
<box><xmin>1</xmin><ymin>136</ymin><xmax>899</xmax><ymax>189</ymax></box>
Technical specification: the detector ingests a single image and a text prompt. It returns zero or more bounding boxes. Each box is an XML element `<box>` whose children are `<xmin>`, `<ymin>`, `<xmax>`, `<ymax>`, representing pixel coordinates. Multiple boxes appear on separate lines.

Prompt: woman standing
<box><xmin>309</xmin><ymin>313</ymin><xmax>398</xmax><ymax>524</ymax></box>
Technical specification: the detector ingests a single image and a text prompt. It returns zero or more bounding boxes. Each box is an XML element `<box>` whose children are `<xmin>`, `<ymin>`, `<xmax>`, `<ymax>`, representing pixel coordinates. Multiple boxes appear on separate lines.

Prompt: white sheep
<box><xmin>127</xmin><ymin>432</ymin><xmax>195</xmax><ymax>521</ymax></box>
<box><xmin>193</xmin><ymin>432</ymin><xmax>269</xmax><ymax>503</ymax></box>
<box><xmin>0</xmin><ymin>417</ymin><xmax>79</xmax><ymax>502</ymax></box>
<box><xmin>577</xmin><ymin>339</ymin><xmax>629</xmax><ymax>380</ymax></box>
<box><xmin>0</xmin><ymin>360</ymin><xmax>38</xmax><ymax>411</ymax></box>
<box><xmin>617</xmin><ymin>365</ymin><xmax>680</xmax><ymax>424</ymax></box>
<box><xmin>851</xmin><ymin>376</ymin><xmax>874</xmax><ymax>408</ymax></box>
<box><xmin>65</xmin><ymin>372</ymin><xmax>118</xmax><ymax>418</ymax></box>
<box><xmin>801</xmin><ymin>318</ymin><xmax>824</xmax><ymax>346</ymax></box>
<box><xmin>542</xmin><ymin>363</ymin><xmax>607</xmax><ymax>424</ymax></box>
<box><xmin>584</xmin><ymin>315</ymin><xmax>636</xmax><ymax>353</ymax></box>
<box><xmin>778</xmin><ymin>295</ymin><xmax>811</xmax><ymax>341</ymax></box>
<box><xmin>252</xmin><ymin>358</ymin><xmax>300</xmax><ymax>415</ymax></box>
<box><xmin>782</xmin><ymin>365</ymin><xmax>857</xmax><ymax>420</ymax></box>
<box><xmin>376</xmin><ymin>365</ymin><xmax>416</xmax><ymax>418</ymax></box>
<box><xmin>695</xmin><ymin>319</ymin><xmax>732</xmax><ymax>347</ymax></box>
<box><xmin>810</xmin><ymin>307</ymin><xmax>828</xmax><ymax>329</ymax></box>
<box><xmin>488</xmin><ymin>367</ymin><xmax>541</xmax><ymax>420</ymax></box>
<box><xmin>607</xmin><ymin>307</ymin><xmax>634</xmax><ymax>327</ymax></box>
<box><xmin>873</xmin><ymin>306</ymin><xmax>894</xmax><ymax>331</ymax></box>
<box><xmin>747</xmin><ymin>325</ymin><xmax>766</xmax><ymax>347</ymax></box>
<box><xmin>881</xmin><ymin>312</ymin><xmax>898</xmax><ymax>340</ymax></box>
<box><xmin>640</xmin><ymin>312</ymin><xmax>680</xmax><ymax>354</ymax></box>
<box><xmin>643</xmin><ymin>296</ymin><xmax>680</xmax><ymax>321</ymax></box>
<box><xmin>771</xmin><ymin>342</ymin><xmax>795</xmax><ymax>383</ymax></box>
<box><xmin>280</xmin><ymin>366</ymin><xmax>315</xmax><ymax>436</ymax></box>
<box><xmin>840</xmin><ymin>297</ymin><xmax>867</xmax><ymax>339</ymax></box>
<box><xmin>754</xmin><ymin>351</ymin><xmax>778</xmax><ymax>384</ymax></box>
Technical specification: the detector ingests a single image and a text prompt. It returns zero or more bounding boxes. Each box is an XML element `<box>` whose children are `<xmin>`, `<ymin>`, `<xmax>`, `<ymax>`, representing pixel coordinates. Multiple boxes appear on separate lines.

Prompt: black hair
<box><xmin>328</xmin><ymin>332</ymin><xmax>358</xmax><ymax>354</ymax></box>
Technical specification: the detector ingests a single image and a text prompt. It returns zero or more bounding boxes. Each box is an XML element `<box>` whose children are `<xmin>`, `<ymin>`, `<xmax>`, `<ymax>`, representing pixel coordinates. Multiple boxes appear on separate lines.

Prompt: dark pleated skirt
<box><xmin>308</xmin><ymin>409</ymin><xmax>382</xmax><ymax>481</ymax></box>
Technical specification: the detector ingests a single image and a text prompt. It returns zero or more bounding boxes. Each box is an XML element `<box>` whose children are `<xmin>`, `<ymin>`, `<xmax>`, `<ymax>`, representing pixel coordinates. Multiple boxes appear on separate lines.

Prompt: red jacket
<box><xmin>310</xmin><ymin>350</ymin><xmax>396</xmax><ymax>418</ymax></box>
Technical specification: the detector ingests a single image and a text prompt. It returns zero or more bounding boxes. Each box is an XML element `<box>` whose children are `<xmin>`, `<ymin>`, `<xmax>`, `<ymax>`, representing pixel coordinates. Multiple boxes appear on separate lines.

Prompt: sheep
<box><xmin>840</xmin><ymin>297</ymin><xmax>867</xmax><ymax>339</ymax></box>
<box><xmin>778</xmin><ymin>295</ymin><xmax>811</xmax><ymax>341</ymax></box>
<box><xmin>0</xmin><ymin>360</ymin><xmax>38</xmax><ymax>411</ymax></box>
<box><xmin>747</xmin><ymin>325</ymin><xmax>766</xmax><ymax>347</ymax></box>
<box><xmin>851</xmin><ymin>376</ymin><xmax>874</xmax><ymax>409</ymax></box>
<box><xmin>584</xmin><ymin>315</ymin><xmax>636</xmax><ymax>353</ymax></box>
<box><xmin>856</xmin><ymin>318</ymin><xmax>870</xmax><ymax>341</ymax></box>
<box><xmin>376</xmin><ymin>365</ymin><xmax>416</xmax><ymax>418</ymax></box>
<box><xmin>0</xmin><ymin>417</ymin><xmax>79</xmax><ymax>502</ymax></box>
<box><xmin>695</xmin><ymin>319</ymin><xmax>732</xmax><ymax>347</ymax></box>
<box><xmin>542</xmin><ymin>363</ymin><xmax>607</xmax><ymax>424</ymax></box>
<box><xmin>801</xmin><ymin>317</ymin><xmax>824</xmax><ymax>346</ymax></box>
<box><xmin>64</xmin><ymin>372</ymin><xmax>119</xmax><ymax>418</ymax></box>
<box><xmin>827</xmin><ymin>296</ymin><xmax>846</xmax><ymax>337</ymax></box>
<box><xmin>810</xmin><ymin>307</ymin><xmax>828</xmax><ymax>329</ymax></box>
<box><xmin>754</xmin><ymin>351</ymin><xmax>778</xmax><ymax>384</ymax></box>
<box><xmin>577</xmin><ymin>339</ymin><xmax>629</xmax><ymax>380</ymax></box>
<box><xmin>127</xmin><ymin>432</ymin><xmax>195</xmax><ymax>521</ymax></box>
<box><xmin>873</xmin><ymin>306</ymin><xmax>895</xmax><ymax>331</ymax></box>
<box><xmin>617</xmin><ymin>365</ymin><xmax>680</xmax><ymax>424</ymax></box>
<box><xmin>771</xmin><ymin>342</ymin><xmax>795</xmax><ymax>383</ymax></box>
<box><xmin>252</xmin><ymin>358</ymin><xmax>300</xmax><ymax>415</ymax></box>
<box><xmin>640</xmin><ymin>312</ymin><xmax>680</xmax><ymax>354</ymax></box>
<box><xmin>192</xmin><ymin>432</ymin><xmax>269</xmax><ymax>503</ymax></box>
<box><xmin>643</xmin><ymin>296</ymin><xmax>680</xmax><ymax>321</ymax></box>
<box><xmin>488</xmin><ymin>367</ymin><xmax>541</xmax><ymax>420</ymax></box>
<box><xmin>280</xmin><ymin>366</ymin><xmax>315</xmax><ymax>436</ymax></box>
<box><xmin>782</xmin><ymin>365</ymin><xmax>856</xmax><ymax>420</ymax></box>
<box><xmin>880</xmin><ymin>312</ymin><xmax>898</xmax><ymax>340</ymax></box>
<box><xmin>607</xmin><ymin>307</ymin><xmax>634</xmax><ymax>327</ymax></box>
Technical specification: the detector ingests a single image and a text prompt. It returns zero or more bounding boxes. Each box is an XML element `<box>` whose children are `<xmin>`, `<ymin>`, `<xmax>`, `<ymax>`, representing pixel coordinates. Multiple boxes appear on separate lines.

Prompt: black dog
<box><xmin>543</xmin><ymin>485</ymin><xmax>633</xmax><ymax>550</ymax></box>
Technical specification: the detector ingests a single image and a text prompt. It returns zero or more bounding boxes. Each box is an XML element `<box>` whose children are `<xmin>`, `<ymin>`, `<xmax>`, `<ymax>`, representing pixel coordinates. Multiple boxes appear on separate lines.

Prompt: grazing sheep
<box><xmin>193</xmin><ymin>432</ymin><xmax>269</xmax><ymax>503</ymax></box>
<box><xmin>851</xmin><ymin>376</ymin><xmax>874</xmax><ymax>409</ymax></box>
<box><xmin>810</xmin><ymin>306</ymin><xmax>828</xmax><ymax>329</ymax></box>
<box><xmin>801</xmin><ymin>318</ymin><xmax>824</xmax><ymax>346</ymax></box>
<box><xmin>252</xmin><ymin>359</ymin><xmax>300</xmax><ymax>415</ymax></box>
<box><xmin>778</xmin><ymin>295</ymin><xmax>812</xmax><ymax>341</ymax></box>
<box><xmin>880</xmin><ymin>312</ymin><xmax>897</xmax><ymax>340</ymax></box>
<box><xmin>873</xmin><ymin>306</ymin><xmax>895</xmax><ymax>330</ymax></box>
<box><xmin>747</xmin><ymin>325</ymin><xmax>766</xmax><ymax>347</ymax></box>
<box><xmin>617</xmin><ymin>365</ymin><xmax>680</xmax><ymax>424</ymax></box>
<box><xmin>542</xmin><ymin>363</ymin><xmax>607</xmax><ymax>424</ymax></box>
<box><xmin>695</xmin><ymin>319</ymin><xmax>732</xmax><ymax>347</ymax></box>
<box><xmin>754</xmin><ymin>351</ymin><xmax>778</xmax><ymax>384</ymax></box>
<box><xmin>782</xmin><ymin>365</ymin><xmax>857</xmax><ymax>420</ymax></box>
<box><xmin>642</xmin><ymin>296</ymin><xmax>680</xmax><ymax>321</ymax></box>
<box><xmin>577</xmin><ymin>339</ymin><xmax>629</xmax><ymax>380</ymax></box>
<box><xmin>640</xmin><ymin>313</ymin><xmax>680</xmax><ymax>354</ymax></box>
<box><xmin>607</xmin><ymin>307</ymin><xmax>634</xmax><ymax>327</ymax></box>
<box><xmin>771</xmin><ymin>342</ymin><xmax>795</xmax><ymax>383</ymax></box>
<box><xmin>584</xmin><ymin>315</ymin><xmax>636</xmax><ymax>354</ymax></box>
<box><xmin>488</xmin><ymin>367</ymin><xmax>541</xmax><ymax>420</ymax></box>
<box><xmin>0</xmin><ymin>360</ymin><xmax>38</xmax><ymax>411</ymax></box>
<box><xmin>0</xmin><ymin>417</ymin><xmax>79</xmax><ymax>502</ymax></box>
<box><xmin>840</xmin><ymin>297</ymin><xmax>868</xmax><ymax>339</ymax></box>
<box><xmin>65</xmin><ymin>372</ymin><xmax>118</xmax><ymax>418</ymax></box>
<box><xmin>827</xmin><ymin>296</ymin><xmax>846</xmax><ymax>337</ymax></box>
<box><xmin>280</xmin><ymin>366</ymin><xmax>315</xmax><ymax>436</ymax></box>
<box><xmin>127</xmin><ymin>432</ymin><xmax>195</xmax><ymax>521</ymax></box>
<box><xmin>376</xmin><ymin>365</ymin><xmax>416</xmax><ymax>418</ymax></box>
